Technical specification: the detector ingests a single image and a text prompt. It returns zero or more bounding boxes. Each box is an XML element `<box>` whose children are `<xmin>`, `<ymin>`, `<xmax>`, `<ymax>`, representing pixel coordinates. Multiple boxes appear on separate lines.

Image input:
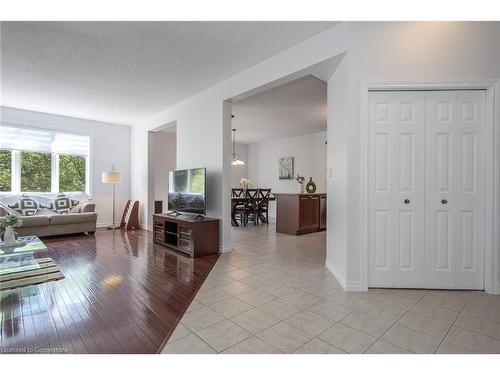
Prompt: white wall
<box><xmin>247</xmin><ymin>131</ymin><xmax>327</xmax><ymax>218</ymax></box>
<box><xmin>1</xmin><ymin>106</ymin><xmax>131</xmax><ymax>228</ymax></box>
<box><xmin>133</xmin><ymin>22</ymin><xmax>500</xmax><ymax>292</ymax></box>
<box><xmin>231</xmin><ymin>143</ymin><xmax>248</xmax><ymax>187</ymax></box>
<box><xmin>152</xmin><ymin>131</ymin><xmax>177</xmax><ymax>209</ymax></box>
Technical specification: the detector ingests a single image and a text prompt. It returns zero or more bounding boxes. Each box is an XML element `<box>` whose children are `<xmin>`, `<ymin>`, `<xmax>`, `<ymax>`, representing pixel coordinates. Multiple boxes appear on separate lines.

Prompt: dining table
<box><xmin>231</xmin><ymin>194</ymin><xmax>276</xmax><ymax>227</ymax></box>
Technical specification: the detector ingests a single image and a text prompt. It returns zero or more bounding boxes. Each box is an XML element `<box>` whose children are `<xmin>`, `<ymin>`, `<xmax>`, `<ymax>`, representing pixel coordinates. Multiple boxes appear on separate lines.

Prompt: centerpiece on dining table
<box><xmin>240</xmin><ymin>177</ymin><xmax>252</xmax><ymax>192</ymax></box>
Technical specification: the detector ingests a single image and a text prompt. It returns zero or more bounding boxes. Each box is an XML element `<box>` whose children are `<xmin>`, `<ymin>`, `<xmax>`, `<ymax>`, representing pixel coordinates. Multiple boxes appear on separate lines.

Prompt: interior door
<box><xmin>368</xmin><ymin>91</ymin><xmax>426</xmax><ymax>287</ymax></box>
<box><xmin>425</xmin><ymin>90</ymin><xmax>485</xmax><ymax>289</ymax></box>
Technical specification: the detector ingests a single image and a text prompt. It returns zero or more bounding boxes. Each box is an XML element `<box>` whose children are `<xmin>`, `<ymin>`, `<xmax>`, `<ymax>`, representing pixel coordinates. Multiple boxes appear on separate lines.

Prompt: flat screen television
<box><xmin>168</xmin><ymin>168</ymin><xmax>206</xmax><ymax>215</ymax></box>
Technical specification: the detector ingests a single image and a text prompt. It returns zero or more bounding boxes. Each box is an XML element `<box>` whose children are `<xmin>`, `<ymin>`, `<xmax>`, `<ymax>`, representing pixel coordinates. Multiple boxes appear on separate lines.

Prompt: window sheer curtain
<box><xmin>0</xmin><ymin>125</ymin><xmax>89</xmax><ymax>156</ymax></box>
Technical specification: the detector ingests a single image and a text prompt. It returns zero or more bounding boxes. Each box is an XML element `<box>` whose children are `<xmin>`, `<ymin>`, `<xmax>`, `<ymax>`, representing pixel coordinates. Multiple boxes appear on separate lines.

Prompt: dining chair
<box><xmin>257</xmin><ymin>188</ymin><xmax>271</xmax><ymax>225</ymax></box>
<box><xmin>243</xmin><ymin>188</ymin><xmax>259</xmax><ymax>226</ymax></box>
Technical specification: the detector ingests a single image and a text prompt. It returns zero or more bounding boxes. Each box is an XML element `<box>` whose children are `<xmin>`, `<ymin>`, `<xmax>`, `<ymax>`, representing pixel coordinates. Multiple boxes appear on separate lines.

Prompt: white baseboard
<box><xmin>219</xmin><ymin>244</ymin><xmax>232</xmax><ymax>253</ymax></box>
<box><xmin>325</xmin><ymin>259</ymin><xmax>363</xmax><ymax>292</ymax></box>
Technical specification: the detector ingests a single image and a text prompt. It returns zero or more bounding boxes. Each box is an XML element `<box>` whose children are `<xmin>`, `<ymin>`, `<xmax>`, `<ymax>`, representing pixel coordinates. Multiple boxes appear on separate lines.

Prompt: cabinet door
<box><xmin>319</xmin><ymin>195</ymin><xmax>327</xmax><ymax>230</ymax></box>
<box><xmin>299</xmin><ymin>196</ymin><xmax>312</xmax><ymax>230</ymax></box>
<box><xmin>310</xmin><ymin>196</ymin><xmax>320</xmax><ymax>229</ymax></box>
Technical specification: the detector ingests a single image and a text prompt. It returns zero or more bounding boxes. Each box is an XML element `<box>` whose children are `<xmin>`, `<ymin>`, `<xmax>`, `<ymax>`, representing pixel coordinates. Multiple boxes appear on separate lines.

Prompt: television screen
<box><xmin>168</xmin><ymin>168</ymin><xmax>206</xmax><ymax>215</ymax></box>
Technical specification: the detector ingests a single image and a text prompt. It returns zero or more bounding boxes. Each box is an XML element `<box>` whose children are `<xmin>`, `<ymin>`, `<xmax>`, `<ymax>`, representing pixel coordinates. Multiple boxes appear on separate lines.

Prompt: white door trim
<box><xmin>359</xmin><ymin>80</ymin><xmax>500</xmax><ymax>294</ymax></box>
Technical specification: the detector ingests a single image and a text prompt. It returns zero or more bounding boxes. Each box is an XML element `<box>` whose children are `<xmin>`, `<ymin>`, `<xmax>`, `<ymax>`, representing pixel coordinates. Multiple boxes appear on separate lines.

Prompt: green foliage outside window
<box><xmin>21</xmin><ymin>151</ymin><xmax>51</xmax><ymax>192</ymax></box>
<box><xmin>0</xmin><ymin>150</ymin><xmax>12</xmax><ymax>192</ymax></box>
<box><xmin>190</xmin><ymin>168</ymin><xmax>204</xmax><ymax>194</ymax></box>
<box><xmin>59</xmin><ymin>154</ymin><xmax>86</xmax><ymax>192</ymax></box>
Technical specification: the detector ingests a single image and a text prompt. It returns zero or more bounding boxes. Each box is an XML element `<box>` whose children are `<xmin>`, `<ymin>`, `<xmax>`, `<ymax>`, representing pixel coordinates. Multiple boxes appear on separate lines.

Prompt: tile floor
<box><xmin>161</xmin><ymin>224</ymin><xmax>500</xmax><ymax>354</ymax></box>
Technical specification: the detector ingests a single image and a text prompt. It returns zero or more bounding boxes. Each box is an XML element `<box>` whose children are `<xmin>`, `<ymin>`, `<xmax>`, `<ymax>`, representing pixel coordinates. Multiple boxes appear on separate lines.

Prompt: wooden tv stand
<box><xmin>153</xmin><ymin>214</ymin><xmax>220</xmax><ymax>257</ymax></box>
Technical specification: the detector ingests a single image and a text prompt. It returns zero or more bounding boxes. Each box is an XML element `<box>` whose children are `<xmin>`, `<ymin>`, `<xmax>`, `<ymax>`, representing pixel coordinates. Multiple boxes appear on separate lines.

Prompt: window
<box><xmin>59</xmin><ymin>154</ymin><xmax>86</xmax><ymax>192</ymax></box>
<box><xmin>0</xmin><ymin>125</ymin><xmax>90</xmax><ymax>194</ymax></box>
<box><xmin>21</xmin><ymin>151</ymin><xmax>52</xmax><ymax>192</ymax></box>
<box><xmin>0</xmin><ymin>150</ymin><xmax>11</xmax><ymax>192</ymax></box>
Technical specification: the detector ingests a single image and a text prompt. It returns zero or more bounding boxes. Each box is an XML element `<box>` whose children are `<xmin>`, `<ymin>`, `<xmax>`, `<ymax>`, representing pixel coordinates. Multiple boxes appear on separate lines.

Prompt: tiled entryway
<box><xmin>161</xmin><ymin>224</ymin><xmax>500</xmax><ymax>354</ymax></box>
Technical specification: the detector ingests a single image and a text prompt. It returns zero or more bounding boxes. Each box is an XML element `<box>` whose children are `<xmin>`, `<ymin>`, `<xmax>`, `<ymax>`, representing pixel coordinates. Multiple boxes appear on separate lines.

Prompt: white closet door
<box><xmin>368</xmin><ymin>92</ymin><xmax>426</xmax><ymax>287</ymax></box>
<box><xmin>425</xmin><ymin>90</ymin><xmax>485</xmax><ymax>289</ymax></box>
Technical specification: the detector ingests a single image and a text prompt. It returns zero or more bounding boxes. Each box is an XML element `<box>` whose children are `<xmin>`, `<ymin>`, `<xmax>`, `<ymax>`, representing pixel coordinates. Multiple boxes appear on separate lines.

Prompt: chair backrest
<box><xmin>245</xmin><ymin>188</ymin><xmax>259</xmax><ymax>203</ymax></box>
<box><xmin>232</xmin><ymin>188</ymin><xmax>244</xmax><ymax>198</ymax></box>
<box><xmin>258</xmin><ymin>189</ymin><xmax>271</xmax><ymax>208</ymax></box>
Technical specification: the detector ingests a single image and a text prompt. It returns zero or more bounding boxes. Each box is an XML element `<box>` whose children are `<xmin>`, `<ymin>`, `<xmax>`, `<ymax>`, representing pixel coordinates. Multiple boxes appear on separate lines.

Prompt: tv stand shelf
<box><xmin>153</xmin><ymin>214</ymin><xmax>220</xmax><ymax>258</ymax></box>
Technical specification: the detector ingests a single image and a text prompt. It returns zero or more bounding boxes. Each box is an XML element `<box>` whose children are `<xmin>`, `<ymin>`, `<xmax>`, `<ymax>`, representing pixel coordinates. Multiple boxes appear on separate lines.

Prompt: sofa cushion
<box><xmin>44</xmin><ymin>193</ymin><xmax>79</xmax><ymax>214</ymax></box>
<box><xmin>8</xmin><ymin>195</ymin><xmax>42</xmax><ymax>216</ymax></box>
<box><xmin>0</xmin><ymin>203</ymin><xmax>20</xmax><ymax>217</ymax></box>
<box><xmin>19</xmin><ymin>215</ymin><xmax>51</xmax><ymax>227</ymax></box>
<box><xmin>49</xmin><ymin>212</ymin><xmax>97</xmax><ymax>225</ymax></box>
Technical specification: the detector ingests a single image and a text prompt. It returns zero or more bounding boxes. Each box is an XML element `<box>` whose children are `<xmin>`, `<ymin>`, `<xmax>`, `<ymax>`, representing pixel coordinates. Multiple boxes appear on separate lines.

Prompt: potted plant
<box><xmin>0</xmin><ymin>214</ymin><xmax>23</xmax><ymax>245</ymax></box>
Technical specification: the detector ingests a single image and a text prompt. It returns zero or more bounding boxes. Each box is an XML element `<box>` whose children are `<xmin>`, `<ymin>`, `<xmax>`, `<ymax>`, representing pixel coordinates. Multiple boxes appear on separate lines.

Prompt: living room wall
<box><xmin>0</xmin><ymin>106</ymin><xmax>131</xmax><ymax>228</ymax></box>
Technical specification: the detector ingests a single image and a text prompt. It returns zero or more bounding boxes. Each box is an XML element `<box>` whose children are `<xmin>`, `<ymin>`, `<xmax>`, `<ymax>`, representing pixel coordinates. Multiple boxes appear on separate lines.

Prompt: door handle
<box><xmin>403</xmin><ymin>199</ymin><xmax>410</xmax><ymax>204</ymax></box>
<box><xmin>441</xmin><ymin>199</ymin><xmax>448</xmax><ymax>204</ymax></box>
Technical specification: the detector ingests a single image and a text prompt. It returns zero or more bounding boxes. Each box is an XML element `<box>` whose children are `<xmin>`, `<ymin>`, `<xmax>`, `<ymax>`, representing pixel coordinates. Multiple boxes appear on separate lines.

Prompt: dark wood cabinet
<box><xmin>153</xmin><ymin>214</ymin><xmax>220</xmax><ymax>257</ymax></box>
<box><xmin>276</xmin><ymin>193</ymin><xmax>326</xmax><ymax>235</ymax></box>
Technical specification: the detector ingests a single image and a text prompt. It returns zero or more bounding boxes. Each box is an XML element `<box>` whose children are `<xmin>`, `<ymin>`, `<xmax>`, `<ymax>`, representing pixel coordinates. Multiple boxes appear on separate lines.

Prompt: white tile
<box><xmin>341</xmin><ymin>310</ymin><xmax>393</xmax><ymax>338</ymax></box>
<box><xmin>235</xmin><ymin>289</ymin><xmax>277</xmax><ymax>306</ymax></box>
<box><xmin>180</xmin><ymin>305</ymin><xmax>225</xmax><ymax>332</ymax></box>
<box><xmin>280</xmin><ymin>290</ymin><xmax>322</xmax><ymax>306</ymax></box>
<box><xmin>365</xmin><ymin>339</ymin><xmax>410</xmax><ymax>354</ymax></box>
<box><xmin>285</xmin><ymin>310</ymin><xmax>336</xmax><ymax>336</ymax></box>
<box><xmin>307</xmin><ymin>300</ymin><xmax>353</xmax><ymax>322</ymax></box>
<box><xmin>319</xmin><ymin>323</ymin><xmax>377</xmax><ymax>354</ymax></box>
<box><xmin>196</xmin><ymin>320</ymin><xmax>251</xmax><ymax>352</ymax></box>
<box><xmin>221</xmin><ymin>336</ymin><xmax>281</xmax><ymax>354</ymax></box>
<box><xmin>327</xmin><ymin>290</ymin><xmax>370</xmax><ymax>309</ymax></box>
<box><xmin>358</xmin><ymin>301</ymin><xmax>406</xmax><ymax>323</ymax></box>
<box><xmin>294</xmin><ymin>338</ymin><xmax>346</xmax><ymax>354</ymax></box>
<box><xmin>397</xmin><ymin>311</ymin><xmax>451</xmax><ymax>340</ymax></box>
<box><xmin>258</xmin><ymin>298</ymin><xmax>307</xmax><ymax>320</ymax></box>
<box><xmin>167</xmin><ymin>323</ymin><xmax>191</xmax><ymax>343</ymax></box>
<box><xmin>382</xmin><ymin>324</ymin><xmax>441</xmax><ymax>354</ymax></box>
<box><xmin>209</xmin><ymin>295</ymin><xmax>254</xmax><ymax>318</ymax></box>
<box><xmin>455</xmin><ymin>312</ymin><xmax>500</xmax><ymax>340</ymax></box>
<box><xmin>195</xmin><ymin>288</ymin><xmax>232</xmax><ymax>306</ymax></box>
<box><xmin>421</xmin><ymin>291</ymin><xmax>469</xmax><ymax>312</ymax></box>
<box><xmin>230</xmin><ymin>308</ymin><xmax>281</xmax><ymax>334</ymax></box>
<box><xmin>217</xmin><ymin>281</ymin><xmax>254</xmax><ymax>296</ymax></box>
<box><xmin>410</xmin><ymin>301</ymin><xmax>459</xmax><ymax>324</ymax></box>
<box><xmin>436</xmin><ymin>340</ymin><xmax>475</xmax><ymax>354</ymax></box>
<box><xmin>257</xmin><ymin>321</ymin><xmax>313</xmax><ymax>354</ymax></box>
<box><xmin>161</xmin><ymin>334</ymin><xmax>215</xmax><ymax>354</ymax></box>
<box><xmin>445</xmin><ymin>326</ymin><xmax>500</xmax><ymax>353</ymax></box>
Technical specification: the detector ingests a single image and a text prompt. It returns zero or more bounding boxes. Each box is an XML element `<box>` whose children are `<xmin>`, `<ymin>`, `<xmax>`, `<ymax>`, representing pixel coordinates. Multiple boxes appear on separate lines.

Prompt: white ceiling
<box><xmin>0</xmin><ymin>21</ymin><xmax>335</xmax><ymax>126</ymax></box>
<box><xmin>231</xmin><ymin>75</ymin><xmax>327</xmax><ymax>144</ymax></box>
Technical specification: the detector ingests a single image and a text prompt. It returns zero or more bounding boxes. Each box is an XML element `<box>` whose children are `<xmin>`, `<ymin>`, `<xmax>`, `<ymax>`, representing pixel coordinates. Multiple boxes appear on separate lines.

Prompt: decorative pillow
<box><xmin>8</xmin><ymin>195</ymin><xmax>42</xmax><ymax>216</ymax></box>
<box><xmin>44</xmin><ymin>193</ymin><xmax>79</xmax><ymax>214</ymax></box>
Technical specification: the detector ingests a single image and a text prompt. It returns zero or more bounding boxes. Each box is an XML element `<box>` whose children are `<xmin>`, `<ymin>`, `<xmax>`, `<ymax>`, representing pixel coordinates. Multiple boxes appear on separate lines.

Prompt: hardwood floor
<box><xmin>0</xmin><ymin>229</ymin><xmax>218</xmax><ymax>354</ymax></box>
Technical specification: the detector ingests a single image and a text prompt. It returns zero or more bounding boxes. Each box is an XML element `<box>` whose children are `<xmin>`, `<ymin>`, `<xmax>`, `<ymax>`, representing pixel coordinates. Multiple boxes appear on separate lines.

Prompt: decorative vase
<box><xmin>298</xmin><ymin>182</ymin><xmax>305</xmax><ymax>194</ymax></box>
<box><xmin>4</xmin><ymin>226</ymin><xmax>16</xmax><ymax>245</ymax></box>
<box><xmin>305</xmin><ymin>177</ymin><xmax>317</xmax><ymax>193</ymax></box>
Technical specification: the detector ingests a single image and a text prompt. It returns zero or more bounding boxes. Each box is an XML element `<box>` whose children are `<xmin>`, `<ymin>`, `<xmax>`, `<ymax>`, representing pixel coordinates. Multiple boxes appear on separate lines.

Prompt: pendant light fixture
<box><xmin>231</xmin><ymin>116</ymin><xmax>245</xmax><ymax>166</ymax></box>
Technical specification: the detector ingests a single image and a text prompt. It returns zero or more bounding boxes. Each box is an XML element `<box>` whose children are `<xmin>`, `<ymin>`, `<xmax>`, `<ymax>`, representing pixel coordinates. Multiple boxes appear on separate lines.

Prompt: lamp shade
<box><xmin>102</xmin><ymin>171</ymin><xmax>121</xmax><ymax>184</ymax></box>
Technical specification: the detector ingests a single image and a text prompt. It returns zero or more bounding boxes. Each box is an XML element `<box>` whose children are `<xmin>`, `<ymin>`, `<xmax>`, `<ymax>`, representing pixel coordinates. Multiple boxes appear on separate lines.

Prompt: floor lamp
<box><xmin>102</xmin><ymin>165</ymin><xmax>121</xmax><ymax>230</ymax></box>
